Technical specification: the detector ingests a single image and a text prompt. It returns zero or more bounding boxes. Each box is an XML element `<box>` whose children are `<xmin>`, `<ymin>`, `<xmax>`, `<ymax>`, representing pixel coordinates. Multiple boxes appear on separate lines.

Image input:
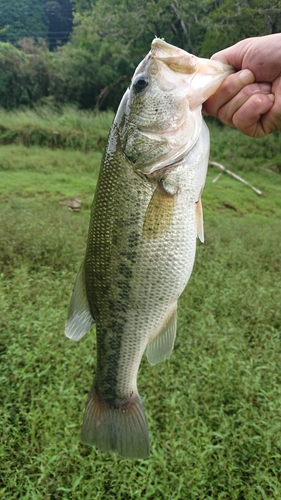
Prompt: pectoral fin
<box><xmin>196</xmin><ymin>195</ymin><xmax>204</xmax><ymax>243</ymax></box>
<box><xmin>146</xmin><ymin>304</ymin><xmax>177</xmax><ymax>365</ymax></box>
<box><xmin>65</xmin><ymin>260</ymin><xmax>94</xmax><ymax>341</ymax></box>
<box><xmin>142</xmin><ymin>184</ymin><xmax>175</xmax><ymax>240</ymax></box>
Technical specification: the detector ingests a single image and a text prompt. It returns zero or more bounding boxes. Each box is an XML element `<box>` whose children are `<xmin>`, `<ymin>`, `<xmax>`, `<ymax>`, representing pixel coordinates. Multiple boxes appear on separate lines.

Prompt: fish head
<box><xmin>117</xmin><ymin>38</ymin><xmax>234</xmax><ymax>175</ymax></box>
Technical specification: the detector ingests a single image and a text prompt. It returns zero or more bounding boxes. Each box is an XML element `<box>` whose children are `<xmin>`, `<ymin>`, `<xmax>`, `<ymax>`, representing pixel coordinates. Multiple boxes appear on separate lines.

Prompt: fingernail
<box><xmin>260</xmin><ymin>83</ymin><xmax>271</xmax><ymax>93</ymax></box>
<box><xmin>238</xmin><ymin>69</ymin><xmax>254</xmax><ymax>85</ymax></box>
<box><xmin>268</xmin><ymin>93</ymin><xmax>275</xmax><ymax>102</ymax></box>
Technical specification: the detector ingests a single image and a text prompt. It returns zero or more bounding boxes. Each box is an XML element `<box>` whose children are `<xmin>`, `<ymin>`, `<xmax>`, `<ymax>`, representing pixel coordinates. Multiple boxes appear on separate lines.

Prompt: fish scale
<box><xmin>65</xmin><ymin>38</ymin><xmax>234</xmax><ymax>458</ymax></box>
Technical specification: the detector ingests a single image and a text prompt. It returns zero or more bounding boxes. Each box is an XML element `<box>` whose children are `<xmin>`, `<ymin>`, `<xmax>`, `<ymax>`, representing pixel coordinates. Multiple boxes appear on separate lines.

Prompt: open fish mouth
<box><xmin>151</xmin><ymin>38</ymin><xmax>234</xmax><ymax>102</ymax></box>
<box><xmin>151</xmin><ymin>39</ymin><xmax>197</xmax><ymax>77</ymax></box>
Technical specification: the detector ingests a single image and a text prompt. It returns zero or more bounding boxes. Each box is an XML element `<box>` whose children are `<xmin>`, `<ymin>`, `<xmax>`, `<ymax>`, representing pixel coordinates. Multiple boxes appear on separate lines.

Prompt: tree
<box><xmin>0</xmin><ymin>40</ymin><xmax>51</xmax><ymax>108</ymax></box>
<box><xmin>200</xmin><ymin>0</ymin><xmax>281</xmax><ymax>57</ymax></box>
<box><xmin>71</xmin><ymin>0</ymin><xmax>209</xmax><ymax>55</ymax></box>
<box><xmin>0</xmin><ymin>0</ymin><xmax>48</xmax><ymax>44</ymax></box>
<box><xmin>44</xmin><ymin>0</ymin><xmax>73</xmax><ymax>50</ymax></box>
<box><xmin>0</xmin><ymin>0</ymin><xmax>73</xmax><ymax>50</ymax></box>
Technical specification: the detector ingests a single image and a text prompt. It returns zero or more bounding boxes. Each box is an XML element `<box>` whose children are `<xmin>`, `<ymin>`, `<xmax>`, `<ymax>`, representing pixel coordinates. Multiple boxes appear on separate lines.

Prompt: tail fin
<box><xmin>80</xmin><ymin>385</ymin><xmax>150</xmax><ymax>459</ymax></box>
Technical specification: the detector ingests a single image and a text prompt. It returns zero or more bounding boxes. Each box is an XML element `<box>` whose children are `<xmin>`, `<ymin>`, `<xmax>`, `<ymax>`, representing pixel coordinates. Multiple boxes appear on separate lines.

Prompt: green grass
<box><xmin>207</xmin><ymin>117</ymin><xmax>281</xmax><ymax>173</ymax></box>
<box><xmin>1</xmin><ymin>110</ymin><xmax>281</xmax><ymax>499</ymax></box>
<box><xmin>0</xmin><ymin>107</ymin><xmax>114</xmax><ymax>150</ymax></box>
<box><xmin>0</xmin><ymin>145</ymin><xmax>101</xmax><ymax>207</ymax></box>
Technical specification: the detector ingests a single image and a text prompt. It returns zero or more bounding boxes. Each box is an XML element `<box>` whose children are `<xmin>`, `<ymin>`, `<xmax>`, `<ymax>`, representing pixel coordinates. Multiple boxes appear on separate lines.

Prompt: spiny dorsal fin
<box><xmin>146</xmin><ymin>303</ymin><xmax>177</xmax><ymax>365</ymax></box>
<box><xmin>65</xmin><ymin>260</ymin><xmax>94</xmax><ymax>341</ymax></box>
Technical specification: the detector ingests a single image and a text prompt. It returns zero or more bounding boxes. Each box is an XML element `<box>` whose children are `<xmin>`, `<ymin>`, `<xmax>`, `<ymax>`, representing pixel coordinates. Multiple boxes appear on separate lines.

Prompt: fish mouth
<box><xmin>150</xmin><ymin>38</ymin><xmax>234</xmax><ymax>102</ymax></box>
<box><xmin>151</xmin><ymin>38</ymin><xmax>198</xmax><ymax>75</ymax></box>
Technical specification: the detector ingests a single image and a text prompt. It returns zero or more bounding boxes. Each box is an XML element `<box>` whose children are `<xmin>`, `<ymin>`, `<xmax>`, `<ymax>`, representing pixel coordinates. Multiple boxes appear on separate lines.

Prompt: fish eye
<box><xmin>133</xmin><ymin>74</ymin><xmax>149</xmax><ymax>93</ymax></box>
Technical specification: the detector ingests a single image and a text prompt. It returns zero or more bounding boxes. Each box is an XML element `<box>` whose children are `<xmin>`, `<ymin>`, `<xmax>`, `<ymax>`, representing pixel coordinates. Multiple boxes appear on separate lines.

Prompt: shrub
<box><xmin>0</xmin><ymin>40</ymin><xmax>50</xmax><ymax>108</ymax></box>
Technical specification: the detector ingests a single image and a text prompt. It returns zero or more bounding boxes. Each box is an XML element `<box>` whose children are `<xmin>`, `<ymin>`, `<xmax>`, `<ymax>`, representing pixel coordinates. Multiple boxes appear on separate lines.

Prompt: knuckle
<box><xmin>217</xmin><ymin>105</ymin><xmax>229</xmax><ymax>123</ymax></box>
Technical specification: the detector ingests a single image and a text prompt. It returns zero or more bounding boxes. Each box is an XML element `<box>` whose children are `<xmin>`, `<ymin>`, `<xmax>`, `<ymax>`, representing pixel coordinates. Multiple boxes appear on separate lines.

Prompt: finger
<box><xmin>210</xmin><ymin>39</ymin><xmax>253</xmax><ymax>69</ymax></box>
<box><xmin>260</xmin><ymin>76</ymin><xmax>281</xmax><ymax>135</ymax></box>
<box><xmin>210</xmin><ymin>51</ymin><xmax>232</xmax><ymax>66</ymax></box>
<box><xmin>217</xmin><ymin>83</ymin><xmax>272</xmax><ymax>127</ymax></box>
<box><xmin>231</xmin><ymin>93</ymin><xmax>275</xmax><ymax>137</ymax></box>
<box><xmin>203</xmin><ymin>69</ymin><xmax>254</xmax><ymax>116</ymax></box>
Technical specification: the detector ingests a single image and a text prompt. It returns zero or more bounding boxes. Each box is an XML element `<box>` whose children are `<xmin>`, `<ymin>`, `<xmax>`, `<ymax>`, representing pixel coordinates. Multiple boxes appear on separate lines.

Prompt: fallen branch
<box><xmin>264</xmin><ymin>167</ymin><xmax>279</xmax><ymax>175</ymax></box>
<box><xmin>209</xmin><ymin>161</ymin><xmax>262</xmax><ymax>195</ymax></box>
<box><xmin>212</xmin><ymin>172</ymin><xmax>222</xmax><ymax>184</ymax></box>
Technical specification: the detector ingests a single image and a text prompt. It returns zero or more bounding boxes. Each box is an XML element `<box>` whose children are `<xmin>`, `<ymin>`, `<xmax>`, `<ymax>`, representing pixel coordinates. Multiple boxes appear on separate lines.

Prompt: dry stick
<box><xmin>212</xmin><ymin>172</ymin><xmax>222</xmax><ymax>184</ymax></box>
<box><xmin>209</xmin><ymin>161</ymin><xmax>262</xmax><ymax>195</ymax></box>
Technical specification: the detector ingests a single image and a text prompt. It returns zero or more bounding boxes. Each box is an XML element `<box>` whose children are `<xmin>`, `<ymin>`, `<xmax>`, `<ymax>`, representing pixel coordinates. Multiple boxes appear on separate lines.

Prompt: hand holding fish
<box><xmin>203</xmin><ymin>34</ymin><xmax>281</xmax><ymax>137</ymax></box>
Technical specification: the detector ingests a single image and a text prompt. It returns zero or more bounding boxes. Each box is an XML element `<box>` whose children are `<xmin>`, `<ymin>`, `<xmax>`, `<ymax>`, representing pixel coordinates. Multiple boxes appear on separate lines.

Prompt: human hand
<box><xmin>203</xmin><ymin>34</ymin><xmax>281</xmax><ymax>137</ymax></box>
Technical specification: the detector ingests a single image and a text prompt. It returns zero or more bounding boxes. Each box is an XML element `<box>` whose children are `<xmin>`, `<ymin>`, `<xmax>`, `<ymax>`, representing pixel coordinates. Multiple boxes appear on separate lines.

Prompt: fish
<box><xmin>65</xmin><ymin>38</ymin><xmax>233</xmax><ymax>459</ymax></box>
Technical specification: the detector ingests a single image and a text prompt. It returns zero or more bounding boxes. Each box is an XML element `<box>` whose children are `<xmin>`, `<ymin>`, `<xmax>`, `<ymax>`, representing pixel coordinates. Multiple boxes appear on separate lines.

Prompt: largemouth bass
<box><xmin>65</xmin><ymin>39</ymin><xmax>233</xmax><ymax>459</ymax></box>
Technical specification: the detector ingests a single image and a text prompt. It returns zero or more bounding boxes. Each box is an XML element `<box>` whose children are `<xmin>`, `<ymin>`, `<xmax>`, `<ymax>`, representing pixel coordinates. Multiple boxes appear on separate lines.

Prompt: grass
<box><xmin>0</xmin><ymin>145</ymin><xmax>101</xmax><ymax>207</ymax></box>
<box><xmin>1</xmin><ymin>109</ymin><xmax>281</xmax><ymax>499</ymax></box>
<box><xmin>0</xmin><ymin>107</ymin><xmax>114</xmax><ymax>150</ymax></box>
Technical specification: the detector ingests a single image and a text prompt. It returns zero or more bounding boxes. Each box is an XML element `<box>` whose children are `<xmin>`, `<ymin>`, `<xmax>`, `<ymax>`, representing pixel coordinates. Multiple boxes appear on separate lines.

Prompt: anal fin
<box><xmin>146</xmin><ymin>303</ymin><xmax>177</xmax><ymax>365</ymax></box>
<box><xmin>65</xmin><ymin>260</ymin><xmax>94</xmax><ymax>341</ymax></box>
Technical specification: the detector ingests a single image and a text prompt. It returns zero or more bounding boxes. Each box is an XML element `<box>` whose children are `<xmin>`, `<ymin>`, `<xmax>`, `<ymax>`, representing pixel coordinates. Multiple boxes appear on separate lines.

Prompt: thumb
<box><xmin>210</xmin><ymin>50</ymin><xmax>233</xmax><ymax>66</ymax></box>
